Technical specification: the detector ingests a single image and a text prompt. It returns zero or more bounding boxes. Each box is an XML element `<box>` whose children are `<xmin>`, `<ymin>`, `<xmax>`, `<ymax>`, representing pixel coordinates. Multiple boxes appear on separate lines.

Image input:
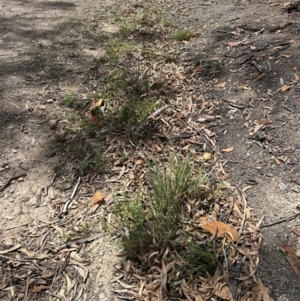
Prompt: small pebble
<box><xmin>18</xmin><ymin>177</ymin><xmax>24</xmax><ymax>182</ymax></box>
<box><xmin>279</xmin><ymin>183</ymin><xmax>287</xmax><ymax>191</ymax></box>
<box><xmin>49</xmin><ymin>119</ymin><xmax>58</xmax><ymax>130</ymax></box>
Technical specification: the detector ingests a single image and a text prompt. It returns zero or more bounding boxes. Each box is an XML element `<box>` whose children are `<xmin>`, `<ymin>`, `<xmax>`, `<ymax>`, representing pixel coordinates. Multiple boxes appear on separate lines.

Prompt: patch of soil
<box><xmin>0</xmin><ymin>1</ymin><xmax>122</xmax><ymax>300</ymax></box>
<box><xmin>168</xmin><ymin>0</ymin><xmax>300</xmax><ymax>299</ymax></box>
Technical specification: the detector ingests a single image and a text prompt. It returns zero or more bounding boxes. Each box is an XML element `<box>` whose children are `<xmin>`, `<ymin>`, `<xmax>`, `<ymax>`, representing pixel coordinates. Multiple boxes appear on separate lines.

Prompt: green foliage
<box><xmin>143</xmin><ymin>49</ymin><xmax>178</xmax><ymax>63</ymax></box>
<box><xmin>173</xmin><ymin>29</ymin><xmax>193</xmax><ymax>41</ymax></box>
<box><xmin>176</xmin><ymin>242</ymin><xmax>218</xmax><ymax>278</ymax></box>
<box><xmin>205</xmin><ymin>59</ymin><xmax>223</xmax><ymax>71</ymax></box>
<box><xmin>163</xmin><ymin>18</ymin><xmax>173</xmax><ymax>28</ymax></box>
<box><xmin>147</xmin><ymin>153</ymin><xmax>207</xmax><ymax>247</ymax></box>
<box><xmin>105</xmin><ymin>38</ymin><xmax>136</xmax><ymax>62</ymax></box>
<box><xmin>118</xmin><ymin>8</ymin><xmax>165</xmax><ymax>38</ymax></box>
<box><xmin>61</xmin><ymin>220</ymin><xmax>94</xmax><ymax>242</ymax></box>
<box><xmin>116</xmin><ymin>152</ymin><xmax>211</xmax><ymax>253</ymax></box>
<box><xmin>115</xmin><ymin>191</ymin><xmax>151</xmax><ymax>253</ymax></box>
<box><xmin>94</xmin><ymin>66</ymin><xmax>157</xmax><ymax>132</ymax></box>
<box><xmin>64</xmin><ymin>92</ymin><xmax>89</xmax><ymax>110</ymax></box>
<box><xmin>64</xmin><ymin>140</ymin><xmax>107</xmax><ymax>174</ymax></box>
<box><xmin>104</xmin><ymin>98</ymin><xmax>156</xmax><ymax>132</ymax></box>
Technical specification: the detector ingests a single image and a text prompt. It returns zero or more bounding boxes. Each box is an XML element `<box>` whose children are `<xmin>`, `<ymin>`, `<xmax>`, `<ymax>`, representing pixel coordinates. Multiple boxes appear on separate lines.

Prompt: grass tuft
<box><xmin>63</xmin><ymin>139</ymin><xmax>107</xmax><ymax>174</ymax></box>
<box><xmin>105</xmin><ymin>38</ymin><xmax>137</xmax><ymax>62</ymax></box>
<box><xmin>173</xmin><ymin>29</ymin><xmax>193</xmax><ymax>41</ymax></box>
<box><xmin>115</xmin><ymin>152</ymin><xmax>218</xmax><ymax>275</ymax></box>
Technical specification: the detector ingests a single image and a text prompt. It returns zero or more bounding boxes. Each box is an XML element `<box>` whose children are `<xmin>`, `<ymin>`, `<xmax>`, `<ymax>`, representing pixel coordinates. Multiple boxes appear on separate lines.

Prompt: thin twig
<box><xmin>237</xmin><ymin>188</ymin><xmax>247</xmax><ymax>236</ymax></box>
<box><xmin>62</xmin><ymin>176</ymin><xmax>81</xmax><ymax>214</ymax></box>
<box><xmin>222</xmin><ymin>99</ymin><xmax>244</xmax><ymax>109</ymax></box>
<box><xmin>46</xmin><ymin>291</ymin><xmax>66</xmax><ymax>301</ymax></box>
<box><xmin>134</xmin><ymin>105</ymin><xmax>170</xmax><ymax>136</ymax></box>
<box><xmin>261</xmin><ymin>212</ymin><xmax>300</xmax><ymax>228</ymax></box>
<box><xmin>148</xmin><ymin>105</ymin><xmax>169</xmax><ymax>120</ymax></box>
<box><xmin>0</xmin><ymin>254</ymin><xmax>32</xmax><ymax>263</ymax></box>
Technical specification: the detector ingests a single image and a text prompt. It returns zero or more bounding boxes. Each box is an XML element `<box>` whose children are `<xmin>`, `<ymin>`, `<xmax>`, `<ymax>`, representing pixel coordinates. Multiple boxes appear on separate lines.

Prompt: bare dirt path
<box><xmin>0</xmin><ymin>1</ymin><xmax>120</xmax><ymax>300</ymax></box>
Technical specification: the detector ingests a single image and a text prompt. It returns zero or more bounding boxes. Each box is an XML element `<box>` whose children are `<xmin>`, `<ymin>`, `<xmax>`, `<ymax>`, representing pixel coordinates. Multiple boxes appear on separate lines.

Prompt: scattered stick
<box><xmin>134</xmin><ymin>105</ymin><xmax>169</xmax><ymax>136</ymax></box>
<box><xmin>0</xmin><ymin>254</ymin><xmax>33</xmax><ymax>263</ymax></box>
<box><xmin>46</xmin><ymin>291</ymin><xmax>66</xmax><ymax>301</ymax></box>
<box><xmin>222</xmin><ymin>99</ymin><xmax>244</xmax><ymax>109</ymax></box>
<box><xmin>261</xmin><ymin>212</ymin><xmax>300</xmax><ymax>228</ymax></box>
<box><xmin>62</xmin><ymin>176</ymin><xmax>81</xmax><ymax>214</ymax></box>
<box><xmin>149</xmin><ymin>105</ymin><xmax>169</xmax><ymax>120</ymax></box>
<box><xmin>0</xmin><ymin>173</ymin><xmax>27</xmax><ymax>192</ymax></box>
<box><xmin>237</xmin><ymin>188</ymin><xmax>247</xmax><ymax>236</ymax></box>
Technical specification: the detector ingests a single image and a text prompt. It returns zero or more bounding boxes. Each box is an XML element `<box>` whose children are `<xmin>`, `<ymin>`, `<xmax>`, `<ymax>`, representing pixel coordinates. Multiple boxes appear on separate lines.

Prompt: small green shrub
<box><xmin>173</xmin><ymin>29</ymin><xmax>193</xmax><ymax>41</ymax></box>
<box><xmin>105</xmin><ymin>38</ymin><xmax>136</xmax><ymax>62</ymax></box>
<box><xmin>116</xmin><ymin>152</ymin><xmax>209</xmax><ymax>253</ymax></box>
<box><xmin>64</xmin><ymin>140</ymin><xmax>107</xmax><ymax>174</ymax></box>
<box><xmin>63</xmin><ymin>92</ymin><xmax>89</xmax><ymax>110</ymax></box>
<box><xmin>163</xmin><ymin>18</ymin><xmax>173</xmax><ymax>28</ymax></box>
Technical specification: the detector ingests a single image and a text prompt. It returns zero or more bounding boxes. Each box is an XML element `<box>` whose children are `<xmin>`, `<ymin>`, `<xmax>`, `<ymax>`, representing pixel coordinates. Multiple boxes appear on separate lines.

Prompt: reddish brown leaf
<box><xmin>174</xmin><ymin>71</ymin><xmax>185</xmax><ymax>80</ymax></box>
<box><xmin>277</xmin><ymin>84</ymin><xmax>291</xmax><ymax>93</ymax></box>
<box><xmin>199</xmin><ymin>217</ymin><xmax>241</xmax><ymax>243</ymax></box>
<box><xmin>90</xmin><ymin>191</ymin><xmax>105</xmax><ymax>206</ymax></box>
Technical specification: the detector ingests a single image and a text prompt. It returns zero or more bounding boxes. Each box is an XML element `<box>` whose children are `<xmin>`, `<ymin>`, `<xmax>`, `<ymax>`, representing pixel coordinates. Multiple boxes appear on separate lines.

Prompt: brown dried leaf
<box><xmin>32</xmin><ymin>285</ymin><xmax>49</xmax><ymax>293</ymax></box>
<box><xmin>280</xmin><ymin>244</ymin><xmax>300</xmax><ymax>275</ymax></box>
<box><xmin>203</xmin><ymin>152</ymin><xmax>212</xmax><ymax>160</ymax></box>
<box><xmin>92</xmin><ymin>99</ymin><xmax>103</xmax><ymax>108</ymax></box>
<box><xmin>145</xmin><ymin>281</ymin><xmax>160</xmax><ymax>291</ymax></box>
<box><xmin>228</xmin><ymin>39</ymin><xmax>248</xmax><ymax>47</ymax></box>
<box><xmin>191</xmin><ymin>293</ymin><xmax>205</xmax><ymax>301</ymax></box>
<box><xmin>19</xmin><ymin>248</ymin><xmax>48</xmax><ymax>259</ymax></box>
<box><xmin>174</xmin><ymin>71</ymin><xmax>185</xmax><ymax>80</ymax></box>
<box><xmin>220</xmin><ymin>173</ymin><xmax>229</xmax><ymax>180</ymax></box>
<box><xmin>280</xmin><ymin>54</ymin><xmax>292</xmax><ymax>58</ymax></box>
<box><xmin>71</xmin><ymin>252</ymin><xmax>88</xmax><ymax>263</ymax></box>
<box><xmin>52</xmin><ymin>224</ymin><xmax>64</xmax><ymax>236</ymax></box>
<box><xmin>135</xmin><ymin>159</ymin><xmax>143</xmax><ymax>165</ymax></box>
<box><xmin>90</xmin><ymin>191</ymin><xmax>105</xmax><ymax>206</ymax></box>
<box><xmin>0</xmin><ymin>244</ymin><xmax>21</xmax><ymax>254</ymax></box>
<box><xmin>88</xmin><ymin>112</ymin><xmax>101</xmax><ymax>126</ymax></box>
<box><xmin>258</xmin><ymin>278</ymin><xmax>272</xmax><ymax>301</ymax></box>
<box><xmin>221</xmin><ymin>146</ymin><xmax>234</xmax><ymax>153</ymax></box>
<box><xmin>199</xmin><ymin>217</ymin><xmax>241</xmax><ymax>243</ymax></box>
<box><xmin>258</xmin><ymin>119</ymin><xmax>273</xmax><ymax>125</ymax></box>
<box><xmin>217</xmin><ymin>82</ymin><xmax>226</xmax><ymax>88</ymax></box>
<box><xmin>274</xmin><ymin>157</ymin><xmax>281</xmax><ymax>165</ymax></box>
<box><xmin>194</xmin><ymin>66</ymin><xmax>205</xmax><ymax>73</ymax></box>
<box><xmin>278</xmin><ymin>84</ymin><xmax>290</xmax><ymax>93</ymax></box>
<box><xmin>213</xmin><ymin>283</ymin><xmax>232</xmax><ymax>300</ymax></box>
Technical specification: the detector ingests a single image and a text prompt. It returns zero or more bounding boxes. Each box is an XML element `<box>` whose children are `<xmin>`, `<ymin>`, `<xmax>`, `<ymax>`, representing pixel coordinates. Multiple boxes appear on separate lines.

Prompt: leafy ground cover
<box><xmin>54</xmin><ymin>2</ymin><xmax>268</xmax><ymax>300</ymax></box>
